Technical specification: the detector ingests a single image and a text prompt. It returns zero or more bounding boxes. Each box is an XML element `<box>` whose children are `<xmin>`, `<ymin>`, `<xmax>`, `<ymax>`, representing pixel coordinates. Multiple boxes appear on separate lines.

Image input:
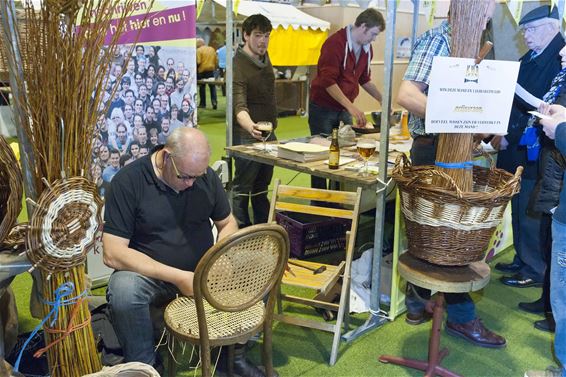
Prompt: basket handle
<box><xmin>474</xmin><ymin>147</ymin><xmax>495</xmax><ymax>170</ymax></box>
<box><xmin>499</xmin><ymin>166</ymin><xmax>523</xmax><ymax>196</ymax></box>
<box><xmin>393</xmin><ymin>153</ymin><xmax>411</xmax><ymax>176</ymax></box>
<box><xmin>427</xmin><ymin>169</ymin><xmax>464</xmax><ymax>199</ymax></box>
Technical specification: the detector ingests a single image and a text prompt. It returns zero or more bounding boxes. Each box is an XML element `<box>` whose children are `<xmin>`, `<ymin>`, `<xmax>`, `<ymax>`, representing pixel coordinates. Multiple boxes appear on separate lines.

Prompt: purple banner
<box><xmin>105</xmin><ymin>5</ymin><xmax>196</xmax><ymax>45</ymax></box>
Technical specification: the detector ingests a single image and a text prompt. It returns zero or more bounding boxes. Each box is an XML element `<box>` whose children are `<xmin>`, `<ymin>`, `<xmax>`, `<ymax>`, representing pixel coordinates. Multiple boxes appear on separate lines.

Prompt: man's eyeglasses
<box><xmin>521</xmin><ymin>23</ymin><xmax>551</xmax><ymax>35</ymax></box>
<box><xmin>169</xmin><ymin>154</ymin><xmax>203</xmax><ymax>181</ymax></box>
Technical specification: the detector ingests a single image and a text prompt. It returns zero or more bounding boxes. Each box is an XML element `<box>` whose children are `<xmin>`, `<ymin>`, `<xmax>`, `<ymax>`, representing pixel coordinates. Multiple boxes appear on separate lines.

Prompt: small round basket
<box><xmin>392</xmin><ymin>154</ymin><xmax>522</xmax><ymax>266</ymax></box>
<box><xmin>0</xmin><ymin>136</ymin><xmax>23</xmax><ymax>244</ymax></box>
<box><xmin>26</xmin><ymin>176</ymin><xmax>103</xmax><ymax>274</ymax></box>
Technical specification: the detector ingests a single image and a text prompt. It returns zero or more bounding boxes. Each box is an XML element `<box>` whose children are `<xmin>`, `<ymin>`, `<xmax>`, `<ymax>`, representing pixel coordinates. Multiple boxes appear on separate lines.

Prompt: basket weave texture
<box><xmin>392</xmin><ymin>154</ymin><xmax>522</xmax><ymax>266</ymax></box>
<box><xmin>0</xmin><ymin>136</ymin><xmax>22</xmax><ymax>244</ymax></box>
<box><xmin>26</xmin><ymin>176</ymin><xmax>103</xmax><ymax>273</ymax></box>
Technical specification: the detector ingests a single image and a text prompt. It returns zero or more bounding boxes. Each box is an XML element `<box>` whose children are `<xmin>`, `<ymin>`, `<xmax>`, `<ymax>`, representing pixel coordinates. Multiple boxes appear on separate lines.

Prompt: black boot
<box><xmin>216</xmin><ymin>344</ymin><xmax>277</xmax><ymax>377</ymax></box>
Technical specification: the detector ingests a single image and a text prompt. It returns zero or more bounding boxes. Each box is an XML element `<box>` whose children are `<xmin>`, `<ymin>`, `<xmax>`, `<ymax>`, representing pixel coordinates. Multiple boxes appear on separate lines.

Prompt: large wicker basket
<box><xmin>392</xmin><ymin>154</ymin><xmax>522</xmax><ymax>266</ymax></box>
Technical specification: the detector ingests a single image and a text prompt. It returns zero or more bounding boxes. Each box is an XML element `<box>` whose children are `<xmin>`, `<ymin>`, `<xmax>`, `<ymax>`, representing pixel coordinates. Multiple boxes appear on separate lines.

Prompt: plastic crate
<box><xmin>275</xmin><ymin>211</ymin><xmax>351</xmax><ymax>258</ymax></box>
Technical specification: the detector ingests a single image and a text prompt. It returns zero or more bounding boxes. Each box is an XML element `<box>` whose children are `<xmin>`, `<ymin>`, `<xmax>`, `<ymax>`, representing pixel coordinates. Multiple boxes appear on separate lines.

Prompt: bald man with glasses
<box><xmin>493</xmin><ymin>6</ymin><xmax>565</xmax><ymax>297</ymax></box>
<box><xmin>102</xmin><ymin>128</ymin><xmax>238</xmax><ymax>371</ymax></box>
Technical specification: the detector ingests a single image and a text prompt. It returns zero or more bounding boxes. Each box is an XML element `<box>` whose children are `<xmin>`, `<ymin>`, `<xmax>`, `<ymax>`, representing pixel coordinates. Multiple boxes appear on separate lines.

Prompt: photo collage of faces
<box><xmin>91</xmin><ymin>44</ymin><xmax>198</xmax><ymax>196</ymax></box>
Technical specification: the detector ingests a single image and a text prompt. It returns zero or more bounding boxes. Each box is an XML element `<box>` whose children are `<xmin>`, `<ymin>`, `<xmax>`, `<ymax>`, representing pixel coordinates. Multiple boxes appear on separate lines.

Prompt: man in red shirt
<box><xmin>309</xmin><ymin>8</ymin><xmax>384</xmax><ymax>188</ymax></box>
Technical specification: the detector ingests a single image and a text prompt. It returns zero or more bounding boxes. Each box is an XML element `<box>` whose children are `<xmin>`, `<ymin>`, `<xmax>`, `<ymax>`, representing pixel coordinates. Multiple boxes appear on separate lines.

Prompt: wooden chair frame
<box><xmin>164</xmin><ymin>224</ymin><xmax>290</xmax><ymax>377</ymax></box>
<box><xmin>267</xmin><ymin>179</ymin><xmax>362</xmax><ymax>365</ymax></box>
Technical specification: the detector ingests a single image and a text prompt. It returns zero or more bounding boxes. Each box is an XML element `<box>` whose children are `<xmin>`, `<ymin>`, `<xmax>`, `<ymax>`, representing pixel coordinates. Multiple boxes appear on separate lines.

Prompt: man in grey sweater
<box><xmin>232</xmin><ymin>14</ymin><xmax>277</xmax><ymax>229</ymax></box>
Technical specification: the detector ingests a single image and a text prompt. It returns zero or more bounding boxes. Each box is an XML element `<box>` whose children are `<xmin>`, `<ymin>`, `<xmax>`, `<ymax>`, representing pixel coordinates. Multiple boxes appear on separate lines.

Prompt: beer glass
<box><xmin>356</xmin><ymin>138</ymin><xmax>376</xmax><ymax>177</ymax></box>
<box><xmin>256</xmin><ymin>121</ymin><xmax>273</xmax><ymax>153</ymax></box>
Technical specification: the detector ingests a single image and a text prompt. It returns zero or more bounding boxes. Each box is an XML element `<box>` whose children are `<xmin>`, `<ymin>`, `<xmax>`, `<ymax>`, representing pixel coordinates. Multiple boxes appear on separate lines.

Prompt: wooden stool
<box><xmin>379</xmin><ymin>253</ymin><xmax>490</xmax><ymax>377</ymax></box>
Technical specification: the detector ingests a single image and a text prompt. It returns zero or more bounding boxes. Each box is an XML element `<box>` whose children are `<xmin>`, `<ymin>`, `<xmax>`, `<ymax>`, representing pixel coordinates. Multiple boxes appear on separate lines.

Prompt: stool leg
<box><xmin>425</xmin><ymin>293</ymin><xmax>445</xmax><ymax>376</ymax></box>
<box><xmin>379</xmin><ymin>292</ymin><xmax>463</xmax><ymax>377</ymax></box>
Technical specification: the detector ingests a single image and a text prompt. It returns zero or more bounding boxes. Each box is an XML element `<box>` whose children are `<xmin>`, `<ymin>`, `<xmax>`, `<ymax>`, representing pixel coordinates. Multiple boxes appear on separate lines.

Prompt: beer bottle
<box><xmin>329</xmin><ymin>127</ymin><xmax>340</xmax><ymax>170</ymax></box>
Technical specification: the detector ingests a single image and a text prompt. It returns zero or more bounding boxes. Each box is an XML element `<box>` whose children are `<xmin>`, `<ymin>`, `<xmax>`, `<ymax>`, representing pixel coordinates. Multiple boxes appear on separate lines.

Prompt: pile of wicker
<box><xmin>392</xmin><ymin>154</ymin><xmax>522</xmax><ymax>266</ymax></box>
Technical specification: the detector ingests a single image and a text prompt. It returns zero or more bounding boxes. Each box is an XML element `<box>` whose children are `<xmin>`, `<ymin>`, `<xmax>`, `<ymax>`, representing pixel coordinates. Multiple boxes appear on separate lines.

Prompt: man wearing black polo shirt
<box><xmin>102</xmin><ymin>128</ymin><xmax>238</xmax><ymax>371</ymax></box>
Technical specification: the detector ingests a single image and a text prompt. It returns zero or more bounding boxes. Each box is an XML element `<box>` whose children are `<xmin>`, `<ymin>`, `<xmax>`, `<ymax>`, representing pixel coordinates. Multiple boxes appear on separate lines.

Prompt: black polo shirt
<box><xmin>103</xmin><ymin>152</ymin><xmax>231</xmax><ymax>272</ymax></box>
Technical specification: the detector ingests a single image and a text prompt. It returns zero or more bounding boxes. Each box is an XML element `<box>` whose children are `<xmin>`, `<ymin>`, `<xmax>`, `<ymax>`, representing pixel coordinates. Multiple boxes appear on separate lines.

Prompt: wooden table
<box><xmin>225</xmin><ymin>143</ymin><xmax>384</xmax><ymax>189</ymax></box>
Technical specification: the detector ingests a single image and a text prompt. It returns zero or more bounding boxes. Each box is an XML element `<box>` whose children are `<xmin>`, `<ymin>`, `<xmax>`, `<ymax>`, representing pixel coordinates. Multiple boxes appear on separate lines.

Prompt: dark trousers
<box><xmin>197</xmin><ymin>70</ymin><xmax>217</xmax><ymax>108</ymax></box>
<box><xmin>231</xmin><ymin>131</ymin><xmax>275</xmax><ymax>228</ymax></box>
<box><xmin>406</xmin><ymin>135</ymin><xmax>475</xmax><ymax>323</ymax></box>
<box><xmin>307</xmin><ymin>101</ymin><xmax>352</xmax><ymax>190</ymax></box>
<box><xmin>541</xmin><ymin>213</ymin><xmax>552</xmax><ymax>313</ymax></box>
<box><xmin>509</xmin><ymin>177</ymin><xmax>544</xmax><ymax>281</ymax></box>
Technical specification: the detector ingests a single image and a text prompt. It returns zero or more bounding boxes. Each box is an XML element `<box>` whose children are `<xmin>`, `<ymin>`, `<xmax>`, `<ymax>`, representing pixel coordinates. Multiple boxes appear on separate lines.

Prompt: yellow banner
<box><xmin>268</xmin><ymin>27</ymin><xmax>328</xmax><ymax>66</ymax></box>
<box><xmin>506</xmin><ymin>0</ymin><xmax>523</xmax><ymax>25</ymax></box>
<box><xmin>196</xmin><ymin>0</ymin><xmax>205</xmax><ymax>19</ymax></box>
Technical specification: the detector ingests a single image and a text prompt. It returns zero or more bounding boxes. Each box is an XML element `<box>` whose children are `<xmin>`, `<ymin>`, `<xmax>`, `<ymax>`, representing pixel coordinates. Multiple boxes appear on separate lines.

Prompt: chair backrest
<box><xmin>193</xmin><ymin>223</ymin><xmax>290</xmax><ymax>312</ymax></box>
<box><xmin>268</xmin><ymin>180</ymin><xmax>362</xmax><ymax>255</ymax></box>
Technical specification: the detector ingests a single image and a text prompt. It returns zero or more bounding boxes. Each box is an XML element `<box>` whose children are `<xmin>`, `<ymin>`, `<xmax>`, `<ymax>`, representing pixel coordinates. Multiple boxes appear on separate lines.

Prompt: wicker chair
<box><xmin>164</xmin><ymin>224</ymin><xmax>290</xmax><ymax>377</ymax></box>
<box><xmin>267</xmin><ymin>179</ymin><xmax>362</xmax><ymax>365</ymax></box>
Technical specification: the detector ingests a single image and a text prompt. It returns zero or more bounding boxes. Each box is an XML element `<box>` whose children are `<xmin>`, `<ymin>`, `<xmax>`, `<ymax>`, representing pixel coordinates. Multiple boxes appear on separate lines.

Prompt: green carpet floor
<box><xmin>9</xmin><ymin>98</ymin><xmax>556</xmax><ymax>376</ymax></box>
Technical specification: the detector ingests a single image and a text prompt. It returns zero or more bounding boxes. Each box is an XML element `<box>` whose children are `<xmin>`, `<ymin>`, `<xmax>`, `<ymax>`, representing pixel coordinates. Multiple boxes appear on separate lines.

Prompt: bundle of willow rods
<box><xmin>435</xmin><ymin>0</ymin><xmax>492</xmax><ymax>191</ymax></box>
<box><xmin>0</xmin><ymin>1</ymin><xmax>152</xmax><ymax>375</ymax></box>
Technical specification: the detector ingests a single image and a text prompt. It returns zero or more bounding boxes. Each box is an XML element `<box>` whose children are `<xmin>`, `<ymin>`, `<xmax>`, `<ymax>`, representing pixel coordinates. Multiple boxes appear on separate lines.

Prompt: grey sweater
<box><xmin>232</xmin><ymin>47</ymin><xmax>277</xmax><ymax>137</ymax></box>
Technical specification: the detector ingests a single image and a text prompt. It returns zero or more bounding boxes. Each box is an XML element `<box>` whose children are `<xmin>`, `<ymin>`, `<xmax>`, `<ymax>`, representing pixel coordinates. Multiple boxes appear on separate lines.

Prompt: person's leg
<box><xmin>208</xmin><ymin>72</ymin><xmax>217</xmax><ymax>109</ymax></box>
<box><xmin>232</xmin><ymin>157</ymin><xmax>262</xmax><ymax>228</ymax></box>
<box><xmin>107</xmin><ymin>271</ymin><xmax>178</xmax><ymax>366</ymax></box>
<box><xmin>551</xmin><ymin>220</ymin><xmax>566</xmax><ymax>376</ymax></box>
<box><xmin>250</xmin><ymin>161</ymin><xmax>274</xmax><ymax>225</ymax></box>
<box><xmin>445</xmin><ymin>293</ymin><xmax>475</xmax><ymax>323</ymax></box>
<box><xmin>197</xmin><ymin>71</ymin><xmax>206</xmax><ymax>108</ymax></box>
<box><xmin>506</xmin><ymin>178</ymin><xmax>545</xmax><ymax>282</ymax></box>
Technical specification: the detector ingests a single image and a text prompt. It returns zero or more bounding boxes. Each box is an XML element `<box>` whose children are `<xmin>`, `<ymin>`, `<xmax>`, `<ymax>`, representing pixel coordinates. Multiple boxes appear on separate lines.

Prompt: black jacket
<box><xmin>497</xmin><ymin>33</ymin><xmax>565</xmax><ymax>180</ymax></box>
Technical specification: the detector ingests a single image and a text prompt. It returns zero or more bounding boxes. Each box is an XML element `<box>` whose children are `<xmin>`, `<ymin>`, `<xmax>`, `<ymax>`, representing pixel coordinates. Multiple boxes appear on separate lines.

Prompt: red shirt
<box><xmin>310</xmin><ymin>27</ymin><xmax>372</xmax><ymax>111</ymax></box>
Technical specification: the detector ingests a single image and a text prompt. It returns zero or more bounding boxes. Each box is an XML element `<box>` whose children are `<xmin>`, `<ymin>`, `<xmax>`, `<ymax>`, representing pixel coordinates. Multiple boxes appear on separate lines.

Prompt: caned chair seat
<box><xmin>163</xmin><ymin>224</ymin><xmax>290</xmax><ymax>377</ymax></box>
<box><xmin>165</xmin><ymin>296</ymin><xmax>265</xmax><ymax>344</ymax></box>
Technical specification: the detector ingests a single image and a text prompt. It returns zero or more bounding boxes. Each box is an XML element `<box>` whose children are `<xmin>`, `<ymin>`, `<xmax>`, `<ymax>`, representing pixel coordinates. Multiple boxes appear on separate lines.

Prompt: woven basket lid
<box><xmin>0</xmin><ymin>136</ymin><xmax>22</xmax><ymax>245</ymax></box>
<box><xmin>26</xmin><ymin>176</ymin><xmax>102</xmax><ymax>274</ymax></box>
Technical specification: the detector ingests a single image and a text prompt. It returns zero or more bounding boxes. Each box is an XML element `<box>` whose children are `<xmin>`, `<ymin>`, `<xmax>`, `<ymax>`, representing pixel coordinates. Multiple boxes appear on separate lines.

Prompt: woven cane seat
<box><xmin>164</xmin><ymin>223</ymin><xmax>289</xmax><ymax>375</ymax></box>
<box><xmin>165</xmin><ymin>296</ymin><xmax>265</xmax><ymax>344</ymax></box>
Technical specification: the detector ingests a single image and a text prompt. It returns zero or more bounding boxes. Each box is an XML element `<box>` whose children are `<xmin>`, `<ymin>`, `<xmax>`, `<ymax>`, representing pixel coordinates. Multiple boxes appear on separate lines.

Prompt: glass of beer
<box><xmin>356</xmin><ymin>137</ymin><xmax>377</xmax><ymax>177</ymax></box>
<box><xmin>256</xmin><ymin>121</ymin><xmax>273</xmax><ymax>152</ymax></box>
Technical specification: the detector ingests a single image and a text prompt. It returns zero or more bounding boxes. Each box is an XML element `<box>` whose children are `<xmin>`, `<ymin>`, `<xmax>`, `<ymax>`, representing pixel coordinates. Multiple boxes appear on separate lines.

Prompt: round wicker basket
<box><xmin>0</xmin><ymin>136</ymin><xmax>23</xmax><ymax>245</ymax></box>
<box><xmin>392</xmin><ymin>154</ymin><xmax>522</xmax><ymax>266</ymax></box>
<box><xmin>26</xmin><ymin>176</ymin><xmax>103</xmax><ymax>273</ymax></box>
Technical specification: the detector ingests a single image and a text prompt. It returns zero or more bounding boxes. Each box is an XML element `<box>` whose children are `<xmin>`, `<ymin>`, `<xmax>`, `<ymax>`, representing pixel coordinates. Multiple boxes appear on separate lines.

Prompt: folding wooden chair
<box><xmin>267</xmin><ymin>179</ymin><xmax>362</xmax><ymax>365</ymax></box>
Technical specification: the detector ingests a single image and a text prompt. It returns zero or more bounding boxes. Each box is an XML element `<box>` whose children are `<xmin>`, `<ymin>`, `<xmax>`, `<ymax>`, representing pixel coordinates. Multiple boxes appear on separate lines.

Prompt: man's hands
<box><xmin>174</xmin><ymin>270</ymin><xmax>195</xmax><ymax>297</ymax></box>
<box><xmin>348</xmin><ymin>105</ymin><xmax>368</xmax><ymax>127</ymax></box>
<box><xmin>248</xmin><ymin>123</ymin><xmax>264</xmax><ymax>141</ymax></box>
<box><xmin>539</xmin><ymin>104</ymin><xmax>566</xmax><ymax>140</ymax></box>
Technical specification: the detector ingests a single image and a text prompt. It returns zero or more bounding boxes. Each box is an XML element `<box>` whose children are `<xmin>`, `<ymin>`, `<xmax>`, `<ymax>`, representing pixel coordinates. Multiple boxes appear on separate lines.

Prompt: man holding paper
<box><xmin>396</xmin><ymin>0</ymin><xmax>506</xmax><ymax>349</ymax></box>
<box><xmin>494</xmin><ymin>6</ymin><xmax>564</xmax><ymax>293</ymax></box>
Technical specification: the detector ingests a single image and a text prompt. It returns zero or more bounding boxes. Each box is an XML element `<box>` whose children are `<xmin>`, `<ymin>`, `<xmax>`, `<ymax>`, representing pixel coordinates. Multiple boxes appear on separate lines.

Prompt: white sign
<box><xmin>425</xmin><ymin>56</ymin><xmax>520</xmax><ymax>134</ymax></box>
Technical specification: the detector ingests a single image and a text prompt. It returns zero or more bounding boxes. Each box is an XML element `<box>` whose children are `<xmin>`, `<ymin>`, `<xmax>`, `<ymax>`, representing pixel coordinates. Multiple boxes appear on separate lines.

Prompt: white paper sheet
<box><xmin>516</xmin><ymin>83</ymin><xmax>543</xmax><ymax>108</ymax></box>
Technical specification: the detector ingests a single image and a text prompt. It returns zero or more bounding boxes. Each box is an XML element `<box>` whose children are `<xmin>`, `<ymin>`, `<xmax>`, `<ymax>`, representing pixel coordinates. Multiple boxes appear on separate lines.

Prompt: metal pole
<box><xmin>0</xmin><ymin>1</ymin><xmax>38</xmax><ymax>209</ymax></box>
<box><xmin>411</xmin><ymin>0</ymin><xmax>420</xmax><ymax>52</ymax></box>
<box><xmin>226</xmin><ymin>0</ymin><xmax>233</xmax><ymax>149</ymax></box>
<box><xmin>343</xmin><ymin>0</ymin><xmax>397</xmax><ymax>342</ymax></box>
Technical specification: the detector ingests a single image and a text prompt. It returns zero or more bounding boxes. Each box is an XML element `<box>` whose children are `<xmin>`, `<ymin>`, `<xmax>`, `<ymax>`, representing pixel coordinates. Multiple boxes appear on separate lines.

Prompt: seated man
<box><xmin>103</xmin><ymin>128</ymin><xmax>265</xmax><ymax>375</ymax></box>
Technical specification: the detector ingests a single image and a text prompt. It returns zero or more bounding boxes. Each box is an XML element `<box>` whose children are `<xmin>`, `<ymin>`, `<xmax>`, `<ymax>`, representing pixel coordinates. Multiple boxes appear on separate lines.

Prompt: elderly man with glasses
<box><xmin>493</xmin><ymin>6</ymin><xmax>565</xmax><ymax>300</ymax></box>
<box><xmin>102</xmin><ymin>128</ymin><xmax>239</xmax><ymax>372</ymax></box>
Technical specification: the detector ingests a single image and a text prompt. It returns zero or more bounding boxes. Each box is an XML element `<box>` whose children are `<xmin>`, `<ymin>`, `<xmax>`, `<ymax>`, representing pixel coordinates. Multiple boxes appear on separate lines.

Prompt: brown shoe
<box><xmin>446</xmin><ymin>318</ymin><xmax>506</xmax><ymax>348</ymax></box>
<box><xmin>405</xmin><ymin>311</ymin><xmax>432</xmax><ymax>325</ymax></box>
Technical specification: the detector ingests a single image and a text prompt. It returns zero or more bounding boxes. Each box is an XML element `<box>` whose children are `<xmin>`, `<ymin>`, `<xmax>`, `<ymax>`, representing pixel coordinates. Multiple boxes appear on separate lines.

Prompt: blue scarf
<box><xmin>520</xmin><ymin>67</ymin><xmax>566</xmax><ymax>161</ymax></box>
